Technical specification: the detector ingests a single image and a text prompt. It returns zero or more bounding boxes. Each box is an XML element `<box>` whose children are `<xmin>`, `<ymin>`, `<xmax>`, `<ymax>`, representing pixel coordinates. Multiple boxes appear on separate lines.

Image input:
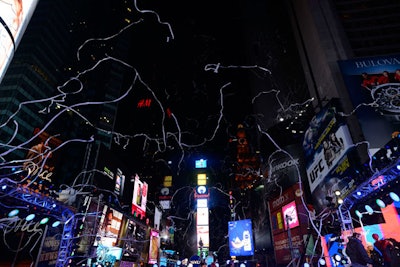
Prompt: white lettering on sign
<box><xmin>0</xmin><ymin>217</ymin><xmax>44</xmax><ymax>252</ymax></box>
<box><xmin>23</xmin><ymin>161</ymin><xmax>53</xmax><ymax>182</ymax></box>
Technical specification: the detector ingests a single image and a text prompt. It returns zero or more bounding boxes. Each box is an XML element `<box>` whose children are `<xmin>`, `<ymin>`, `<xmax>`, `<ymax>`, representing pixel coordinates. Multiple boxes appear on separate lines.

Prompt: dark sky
<box><xmin>70</xmin><ymin>0</ymin><xmax>308</xmax><ymax>189</ymax></box>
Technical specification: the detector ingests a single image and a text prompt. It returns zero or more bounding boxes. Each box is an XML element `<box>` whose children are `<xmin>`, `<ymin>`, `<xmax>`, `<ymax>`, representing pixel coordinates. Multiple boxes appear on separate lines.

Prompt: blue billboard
<box><xmin>228</xmin><ymin>219</ymin><xmax>254</xmax><ymax>257</ymax></box>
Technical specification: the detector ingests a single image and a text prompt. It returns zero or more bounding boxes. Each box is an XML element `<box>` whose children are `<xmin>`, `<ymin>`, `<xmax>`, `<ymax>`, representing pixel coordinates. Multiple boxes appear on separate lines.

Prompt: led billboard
<box><xmin>148</xmin><ymin>230</ymin><xmax>159</xmax><ymax>264</ymax></box>
<box><xmin>0</xmin><ymin>0</ymin><xmax>39</xmax><ymax>83</ymax></box>
<box><xmin>95</xmin><ymin>205</ymin><xmax>123</xmax><ymax>247</ymax></box>
<box><xmin>228</xmin><ymin>219</ymin><xmax>254</xmax><ymax>257</ymax></box>
<box><xmin>282</xmin><ymin>201</ymin><xmax>299</xmax><ymax>230</ymax></box>
<box><xmin>131</xmin><ymin>174</ymin><xmax>148</xmax><ymax>218</ymax></box>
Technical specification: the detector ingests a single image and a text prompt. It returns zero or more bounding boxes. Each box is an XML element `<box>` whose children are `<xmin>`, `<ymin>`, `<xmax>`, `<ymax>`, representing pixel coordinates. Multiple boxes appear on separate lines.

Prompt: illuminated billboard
<box><xmin>282</xmin><ymin>201</ymin><xmax>299</xmax><ymax>230</ymax></box>
<box><xmin>95</xmin><ymin>205</ymin><xmax>123</xmax><ymax>247</ymax></box>
<box><xmin>197</xmin><ymin>225</ymin><xmax>210</xmax><ymax>248</ymax></box>
<box><xmin>148</xmin><ymin>230</ymin><xmax>159</xmax><ymax>264</ymax></box>
<box><xmin>131</xmin><ymin>174</ymin><xmax>148</xmax><ymax>218</ymax></box>
<box><xmin>228</xmin><ymin>219</ymin><xmax>254</xmax><ymax>257</ymax></box>
<box><xmin>114</xmin><ymin>168</ymin><xmax>125</xmax><ymax>196</ymax></box>
<box><xmin>0</xmin><ymin>0</ymin><xmax>39</xmax><ymax>83</ymax></box>
<box><xmin>338</xmin><ymin>54</ymin><xmax>400</xmax><ymax>150</ymax></box>
<box><xmin>196</xmin><ymin>207</ymin><xmax>209</xmax><ymax>226</ymax></box>
<box><xmin>195</xmin><ymin>159</ymin><xmax>207</xmax><ymax>168</ymax></box>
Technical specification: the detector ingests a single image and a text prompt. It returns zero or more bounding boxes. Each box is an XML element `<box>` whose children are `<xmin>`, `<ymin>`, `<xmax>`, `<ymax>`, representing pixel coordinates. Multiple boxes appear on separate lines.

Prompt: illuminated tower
<box><xmin>194</xmin><ymin>159</ymin><xmax>210</xmax><ymax>258</ymax></box>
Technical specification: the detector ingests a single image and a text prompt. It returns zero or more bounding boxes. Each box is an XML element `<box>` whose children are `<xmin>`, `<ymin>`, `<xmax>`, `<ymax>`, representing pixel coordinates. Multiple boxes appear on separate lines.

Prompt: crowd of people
<box><xmin>345</xmin><ymin>232</ymin><xmax>400</xmax><ymax>267</ymax></box>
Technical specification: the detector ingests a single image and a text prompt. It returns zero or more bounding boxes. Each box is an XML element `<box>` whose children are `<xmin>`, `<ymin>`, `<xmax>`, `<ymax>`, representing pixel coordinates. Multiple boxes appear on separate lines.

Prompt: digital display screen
<box><xmin>228</xmin><ymin>219</ymin><xmax>254</xmax><ymax>256</ymax></box>
<box><xmin>282</xmin><ymin>201</ymin><xmax>300</xmax><ymax>230</ymax></box>
<box><xmin>195</xmin><ymin>159</ymin><xmax>207</xmax><ymax>168</ymax></box>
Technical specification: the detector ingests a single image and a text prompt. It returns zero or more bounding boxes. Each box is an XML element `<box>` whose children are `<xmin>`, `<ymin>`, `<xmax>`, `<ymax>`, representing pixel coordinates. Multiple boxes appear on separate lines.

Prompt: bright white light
<box><xmin>355</xmin><ymin>210</ymin><xmax>363</xmax><ymax>218</ymax></box>
<box><xmin>365</xmin><ymin>204</ymin><xmax>373</xmax><ymax>214</ymax></box>
<box><xmin>390</xmin><ymin>192</ymin><xmax>400</xmax><ymax>202</ymax></box>
<box><xmin>376</xmin><ymin>199</ymin><xmax>386</xmax><ymax>208</ymax></box>
<box><xmin>8</xmin><ymin>209</ymin><xmax>19</xmax><ymax>217</ymax></box>
<box><xmin>318</xmin><ymin>258</ymin><xmax>326</xmax><ymax>265</ymax></box>
<box><xmin>52</xmin><ymin>221</ymin><xmax>61</xmax><ymax>227</ymax></box>
<box><xmin>303</xmin><ymin>263</ymin><xmax>310</xmax><ymax>267</ymax></box>
<box><xmin>240</xmin><ymin>264</ymin><xmax>246</xmax><ymax>267</ymax></box>
<box><xmin>335</xmin><ymin>190</ymin><xmax>341</xmax><ymax>196</ymax></box>
<box><xmin>40</xmin><ymin>217</ymin><xmax>49</xmax><ymax>224</ymax></box>
<box><xmin>334</xmin><ymin>254</ymin><xmax>341</xmax><ymax>261</ymax></box>
<box><xmin>26</xmin><ymin>214</ymin><xmax>35</xmax><ymax>221</ymax></box>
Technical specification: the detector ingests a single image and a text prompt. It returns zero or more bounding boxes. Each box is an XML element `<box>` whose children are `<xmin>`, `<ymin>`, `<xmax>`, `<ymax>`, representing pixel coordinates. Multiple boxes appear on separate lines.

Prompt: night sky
<box><xmin>67</xmin><ymin>0</ymin><xmax>308</xmax><ymax>187</ymax></box>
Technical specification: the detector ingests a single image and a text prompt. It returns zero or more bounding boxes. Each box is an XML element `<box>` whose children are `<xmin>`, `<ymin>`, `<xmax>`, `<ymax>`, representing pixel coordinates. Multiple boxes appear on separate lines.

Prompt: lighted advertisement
<box><xmin>0</xmin><ymin>0</ymin><xmax>38</xmax><ymax>83</ymax></box>
<box><xmin>21</xmin><ymin>128</ymin><xmax>62</xmax><ymax>196</ymax></box>
<box><xmin>228</xmin><ymin>219</ymin><xmax>254</xmax><ymax>257</ymax></box>
<box><xmin>114</xmin><ymin>168</ymin><xmax>125</xmax><ymax>197</ymax></box>
<box><xmin>195</xmin><ymin>159</ymin><xmax>207</xmax><ymax>168</ymax></box>
<box><xmin>95</xmin><ymin>205</ymin><xmax>123</xmax><ymax>247</ymax></box>
<box><xmin>95</xmin><ymin>246</ymin><xmax>123</xmax><ymax>266</ymax></box>
<box><xmin>197</xmin><ymin>198</ymin><xmax>208</xmax><ymax>208</ymax></box>
<box><xmin>338</xmin><ymin>54</ymin><xmax>400</xmax><ymax>150</ymax></box>
<box><xmin>351</xmin><ymin>197</ymin><xmax>400</xmax><ymax>241</ymax></box>
<box><xmin>131</xmin><ymin>174</ymin><xmax>148</xmax><ymax>218</ymax></box>
<box><xmin>282</xmin><ymin>201</ymin><xmax>299</xmax><ymax>230</ymax></box>
<box><xmin>148</xmin><ymin>230</ymin><xmax>159</xmax><ymax>264</ymax></box>
<box><xmin>37</xmin><ymin>225</ymin><xmax>63</xmax><ymax>267</ymax></box>
<box><xmin>197</xmin><ymin>207</ymin><xmax>209</xmax><ymax>225</ymax></box>
<box><xmin>270</xmin><ymin>210</ymin><xmax>284</xmax><ymax>235</ymax></box>
<box><xmin>303</xmin><ymin>106</ymin><xmax>353</xmax><ymax>193</ymax></box>
<box><xmin>197</xmin><ymin>225</ymin><xmax>210</xmax><ymax>248</ymax></box>
<box><xmin>302</xmin><ymin>102</ymin><xmax>356</xmax><ymax>213</ymax></box>
<box><xmin>268</xmin><ymin>184</ymin><xmax>309</xmax><ymax>265</ymax></box>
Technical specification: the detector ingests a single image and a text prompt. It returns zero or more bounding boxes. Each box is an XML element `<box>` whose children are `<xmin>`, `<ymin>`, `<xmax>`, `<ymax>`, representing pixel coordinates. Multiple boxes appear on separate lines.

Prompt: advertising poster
<box><xmin>148</xmin><ymin>230</ymin><xmax>159</xmax><ymax>264</ymax></box>
<box><xmin>282</xmin><ymin>201</ymin><xmax>299</xmax><ymax>230</ymax></box>
<box><xmin>37</xmin><ymin>224</ymin><xmax>63</xmax><ymax>267</ymax></box>
<box><xmin>197</xmin><ymin>225</ymin><xmax>210</xmax><ymax>248</ymax></box>
<box><xmin>228</xmin><ymin>219</ymin><xmax>254</xmax><ymax>257</ymax></box>
<box><xmin>338</xmin><ymin>54</ymin><xmax>400</xmax><ymax>149</ymax></box>
<box><xmin>268</xmin><ymin>184</ymin><xmax>309</xmax><ymax>265</ymax></box>
<box><xmin>0</xmin><ymin>0</ymin><xmax>39</xmax><ymax>83</ymax></box>
<box><xmin>114</xmin><ymin>168</ymin><xmax>125</xmax><ymax>197</ymax></box>
<box><xmin>95</xmin><ymin>205</ymin><xmax>123</xmax><ymax>247</ymax></box>
<box><xmin>196</xmin><ymin>207</ymin><xmax>209</xmax><ymax>226</ymax></box>
<box><xmin>302</xmin><ymin>103</ymin><xmax>356</xmax><ymax>213</ymax></box>
<box><xmin>131</xmin><ymin>174</ymin><xmax>148</xmax><ymax>218</ymax></box>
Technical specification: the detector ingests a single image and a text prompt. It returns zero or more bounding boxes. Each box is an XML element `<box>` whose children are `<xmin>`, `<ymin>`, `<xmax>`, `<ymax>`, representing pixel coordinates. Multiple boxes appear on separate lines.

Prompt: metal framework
<box><xmin>0</xmin><ymin>178</ymin><xmax>75</xmax><ymax>266</ymax></box>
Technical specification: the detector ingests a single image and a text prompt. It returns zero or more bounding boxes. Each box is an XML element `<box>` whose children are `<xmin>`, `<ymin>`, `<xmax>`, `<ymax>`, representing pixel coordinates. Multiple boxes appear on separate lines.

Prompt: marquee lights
<box><xmin>376</xmin><ymin>199</ymin><xmax>386</xmax><ymax>208</ymax></box>
<box><xmin>8</xmin><ymin>209</ymin><xmax>19</xmax><ymax>217</ymax></box>
<box><xmin>26</xmin><ymin>214</ymin><xmax>35</xmax><ymax>221</ymax></box>
<box><xmin>52</xmin><ymin>220</ymin><xmax>61</xmax><ymax>227</ymax></box>
<box><xmin>390</xmin><ymin>192</ymin><xmax>400</xmax><ymax>202</ymax></box>
<box><xmin>40</xmin><ymin>217</ymin><xmax>49</xmax><ymax>224</ymax></box>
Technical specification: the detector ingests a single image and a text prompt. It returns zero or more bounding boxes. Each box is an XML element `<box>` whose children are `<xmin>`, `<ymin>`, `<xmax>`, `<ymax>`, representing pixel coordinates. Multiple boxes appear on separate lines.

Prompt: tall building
<box><xmin>287</xmin><ymin>0</ymin><xmax>400</xmax><ymax>148</ymax></box>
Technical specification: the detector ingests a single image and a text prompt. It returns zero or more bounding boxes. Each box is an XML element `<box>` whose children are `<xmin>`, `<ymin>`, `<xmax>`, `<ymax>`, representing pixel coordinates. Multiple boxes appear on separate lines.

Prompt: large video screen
<box><xmin>352</xmin><ymin>201</ymin><xmax>400</xmax><ymax>244</ymax></box>
<box><xmin>282</xmin><ymin>201</ymin><xmax>300</xmax><ymax>230</ymax></box>
<box><xmin>228</xmin><ymin>219</ymin><xmax>254</xmax><ymax>257</ymax></box>
<box><xmin>131</xmin><ymin>174</ymin><xmax>148</xmax><ymax>218</ymax></box>
<box><xmin>0</xmin><ymin>0</ymin><xmax>39</xmax><ymax>83</ymax></box>
<box><xmin>95</xmin><ymin>205</ymin><xmax>123</xmax><ymax>247</ymax></box>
